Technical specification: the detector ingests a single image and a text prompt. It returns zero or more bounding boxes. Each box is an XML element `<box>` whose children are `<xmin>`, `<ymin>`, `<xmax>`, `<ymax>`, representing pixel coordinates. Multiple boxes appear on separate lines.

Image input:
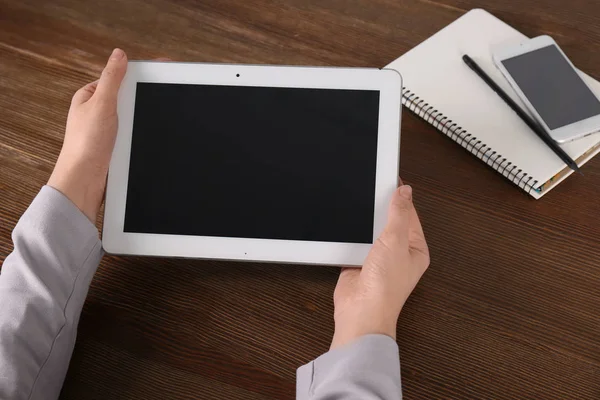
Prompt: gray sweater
<box><xmin>0</xmin><ymin>186</ymin><xmax>402</xmax><ymax>399</ymax></box>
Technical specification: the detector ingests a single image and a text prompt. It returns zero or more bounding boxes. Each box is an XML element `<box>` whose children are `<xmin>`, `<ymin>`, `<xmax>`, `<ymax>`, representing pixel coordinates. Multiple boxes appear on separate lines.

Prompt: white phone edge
<box><xmin>492</xmin><ymin>35</ymin><xmax>600</xmax><ymax>143</ymax></box>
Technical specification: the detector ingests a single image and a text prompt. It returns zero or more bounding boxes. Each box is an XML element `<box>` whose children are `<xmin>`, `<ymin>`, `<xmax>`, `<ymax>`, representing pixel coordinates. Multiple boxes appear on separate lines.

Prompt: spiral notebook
<box><xmin>386</xmin><ymin>9</ymin><xmax>600</xmax><ymax>199</ymax></box>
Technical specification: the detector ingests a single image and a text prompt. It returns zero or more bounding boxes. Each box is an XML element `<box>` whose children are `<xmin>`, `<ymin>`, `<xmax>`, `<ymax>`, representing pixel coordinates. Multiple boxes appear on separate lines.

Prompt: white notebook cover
<box><xmin>386</xmin><ymin>9</ymin><xmax>600</xmax><ymax>199</ymax></box>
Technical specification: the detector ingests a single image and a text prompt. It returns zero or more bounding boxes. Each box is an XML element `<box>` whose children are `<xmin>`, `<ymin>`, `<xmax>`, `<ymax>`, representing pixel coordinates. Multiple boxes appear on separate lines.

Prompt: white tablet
<box><xmin>103</xmin><ymin>62</ymin><xmax>402</xmax><ymax>266</ymax></box>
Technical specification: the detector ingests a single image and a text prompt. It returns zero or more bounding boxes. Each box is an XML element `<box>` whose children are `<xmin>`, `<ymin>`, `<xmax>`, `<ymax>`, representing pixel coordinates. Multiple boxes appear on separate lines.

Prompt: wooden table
<box><xmin>1</xmin><ymin>1</ymin><xmax>599</xmax><ymax>399</ymax></box>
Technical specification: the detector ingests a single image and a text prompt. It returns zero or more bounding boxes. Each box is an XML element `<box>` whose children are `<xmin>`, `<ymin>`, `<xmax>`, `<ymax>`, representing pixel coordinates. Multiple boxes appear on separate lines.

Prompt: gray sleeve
<box><xmin>296</xmin><ymin>334</ymin><xmax>402</xmax><ymax>400</ymax></box>
<box><xmin>0</xmin><ymin>185</ymin><xmax>103</xmax><ymax>400</ymax></box>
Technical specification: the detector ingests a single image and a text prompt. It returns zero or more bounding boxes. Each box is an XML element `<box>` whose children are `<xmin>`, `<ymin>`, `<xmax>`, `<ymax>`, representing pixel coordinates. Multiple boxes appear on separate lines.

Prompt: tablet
<box><xmin>103</xmin><ymin>62</ymin><xmax>402</xmax><ymax>266</ymax></box>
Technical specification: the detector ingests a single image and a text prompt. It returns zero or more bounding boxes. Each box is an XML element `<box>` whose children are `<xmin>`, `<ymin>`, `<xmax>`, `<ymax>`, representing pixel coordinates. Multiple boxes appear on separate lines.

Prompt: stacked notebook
<box><xmin>386</xmin><ymin>9</ymin><xmax>600</xmax><ymax>198</ymax></box>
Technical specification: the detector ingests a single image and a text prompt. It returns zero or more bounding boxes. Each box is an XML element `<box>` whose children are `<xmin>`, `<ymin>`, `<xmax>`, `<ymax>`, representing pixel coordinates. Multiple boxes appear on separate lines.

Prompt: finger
<box><xmin>381</xmin><ymin>185</ymin><xmax>414</xmax><ymax>247</ymax></box>
<box><xmin>397</xmin><ymin>176</ymin><xmax>404</xmax><ymax>187</ymax></box>
<box><xmin>408</xmin><ymin>208</ymin><xmax>430</xmax><ymax>270</ymax></box>
<box><xmin>334</xmin><ymin>267</ymin><xmax>361</xmax><ymax>298</ymax></box>
<box><xmin>71</xmin><ymin>80</ymin><xmax>99</xmax><ymax>106</ymax></box>
<box><xmin>337</xmin><ymin>267</ymin><xmax>360</xmax><ymax>285</ymax></box>
<box><xmin>408</xmin><ymin>205</ymin><xmax>426</xmax><ymax>242</ymax></box>
<box><xmin>94</xmin><ymin>48</ymin><xmax>128</xmax><ymax>100</ymax></box>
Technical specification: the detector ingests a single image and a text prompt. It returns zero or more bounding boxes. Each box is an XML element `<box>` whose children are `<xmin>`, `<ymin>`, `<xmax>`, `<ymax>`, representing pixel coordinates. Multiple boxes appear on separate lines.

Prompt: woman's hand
<box><xmin>330</xmin><ymin>182</ymin><xmax>430</xmax><ymax>349</ymax></box>
<box><xmin>48</xmin><ymin>48</ymin><xmax>128</xmax><ymax>222</ymax></box>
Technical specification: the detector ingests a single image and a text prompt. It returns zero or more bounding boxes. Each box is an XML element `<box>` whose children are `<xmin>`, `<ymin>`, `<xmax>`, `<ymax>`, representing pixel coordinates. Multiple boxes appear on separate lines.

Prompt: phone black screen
<box><xmin>501</xmin><ymin>45</ymin><xmax>600</xmax><ymax>130</ymax></box>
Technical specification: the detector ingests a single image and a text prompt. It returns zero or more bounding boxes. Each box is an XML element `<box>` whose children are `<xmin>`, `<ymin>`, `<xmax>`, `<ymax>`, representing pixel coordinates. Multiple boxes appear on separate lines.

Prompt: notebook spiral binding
<box><xmin>402</xmin><ymin>88</ymin><xmax>540</xmax><ymax>194</ymax></box>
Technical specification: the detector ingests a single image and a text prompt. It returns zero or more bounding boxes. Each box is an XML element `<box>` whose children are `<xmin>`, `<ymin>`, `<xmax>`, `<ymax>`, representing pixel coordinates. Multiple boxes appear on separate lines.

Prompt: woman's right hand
<box><xmin>330</xmin><ymin>182</ymin><xmax>430</xmax><ymax>349</ymax></box>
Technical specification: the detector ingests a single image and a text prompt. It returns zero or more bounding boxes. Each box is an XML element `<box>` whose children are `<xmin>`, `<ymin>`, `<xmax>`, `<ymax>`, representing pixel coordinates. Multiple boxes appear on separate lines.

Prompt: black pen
<box><xmin>462</xmin><ymin>54</ymin><xmax>581</xmax><ymax>173</ymax></box>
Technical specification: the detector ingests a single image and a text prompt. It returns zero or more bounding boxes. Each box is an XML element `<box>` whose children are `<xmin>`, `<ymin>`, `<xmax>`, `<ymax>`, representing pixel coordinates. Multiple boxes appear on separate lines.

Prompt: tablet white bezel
<box><xmin>103</xmin><ymin>62</ymin><xmax>402</xmax><ymax>266</ymax></box>
<box><xmin>493</xmin><ymin>35</ymin><xmax>600</xmax><ymax>143</ymax></box>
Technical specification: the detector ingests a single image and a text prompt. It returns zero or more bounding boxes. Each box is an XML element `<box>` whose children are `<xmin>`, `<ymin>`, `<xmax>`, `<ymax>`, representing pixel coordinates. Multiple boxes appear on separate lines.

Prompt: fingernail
<box><xmin>110</xmin><ymin>48</ymin><xmax>124</xmax><ymax>60</ymax></box>
<box><xmin>399</xmin><ymin>185</ymin><xmax>412</xmax><ymax>200</ymax></box>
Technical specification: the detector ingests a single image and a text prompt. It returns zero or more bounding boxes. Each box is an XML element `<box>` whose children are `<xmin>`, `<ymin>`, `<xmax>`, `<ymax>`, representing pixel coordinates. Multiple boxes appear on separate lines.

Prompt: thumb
<box><xmin>334</xmin><ymin>267</ymin><xmax>361</xmax><ymax>302</ymax></box>
<box><xmin>94</xmin><ymin>48</ymin><xmax>128</xmax><ymax>101</ymax></box>
<box><xmin>381</xmin><ymin>185</ymin><xmax>414</xmax><ymax>247</ymax></box>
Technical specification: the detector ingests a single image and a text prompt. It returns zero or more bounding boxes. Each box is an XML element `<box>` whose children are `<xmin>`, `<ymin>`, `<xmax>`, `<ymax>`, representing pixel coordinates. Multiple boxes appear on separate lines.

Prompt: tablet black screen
<box><xmin>124</xmin><ymin>83</ymin><xmax>380</xmax><ymax>244</ymax></box>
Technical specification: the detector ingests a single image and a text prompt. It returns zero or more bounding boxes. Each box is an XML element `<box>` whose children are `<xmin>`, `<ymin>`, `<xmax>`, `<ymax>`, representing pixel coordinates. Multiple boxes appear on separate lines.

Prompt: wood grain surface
<box><xmin>1</xmin><ymin>0</ymin><xmax>599</xmax><ymax>399</ymax></box>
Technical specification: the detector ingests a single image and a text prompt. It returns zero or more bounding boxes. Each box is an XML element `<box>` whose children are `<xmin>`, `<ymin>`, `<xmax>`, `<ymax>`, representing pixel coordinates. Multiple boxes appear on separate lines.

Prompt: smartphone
<box><xmin>493</xmin><ymin>35</ymin><xmax>600</xmax><ymax>143</ymax></box>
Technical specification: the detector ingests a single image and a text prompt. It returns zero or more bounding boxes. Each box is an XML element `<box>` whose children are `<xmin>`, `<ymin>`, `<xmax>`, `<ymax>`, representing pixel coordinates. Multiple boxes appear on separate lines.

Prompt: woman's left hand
<box><xmin>48</xmin><ymin>48</ymin><xmax>128</xmax><ymax>222</ymax></box>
